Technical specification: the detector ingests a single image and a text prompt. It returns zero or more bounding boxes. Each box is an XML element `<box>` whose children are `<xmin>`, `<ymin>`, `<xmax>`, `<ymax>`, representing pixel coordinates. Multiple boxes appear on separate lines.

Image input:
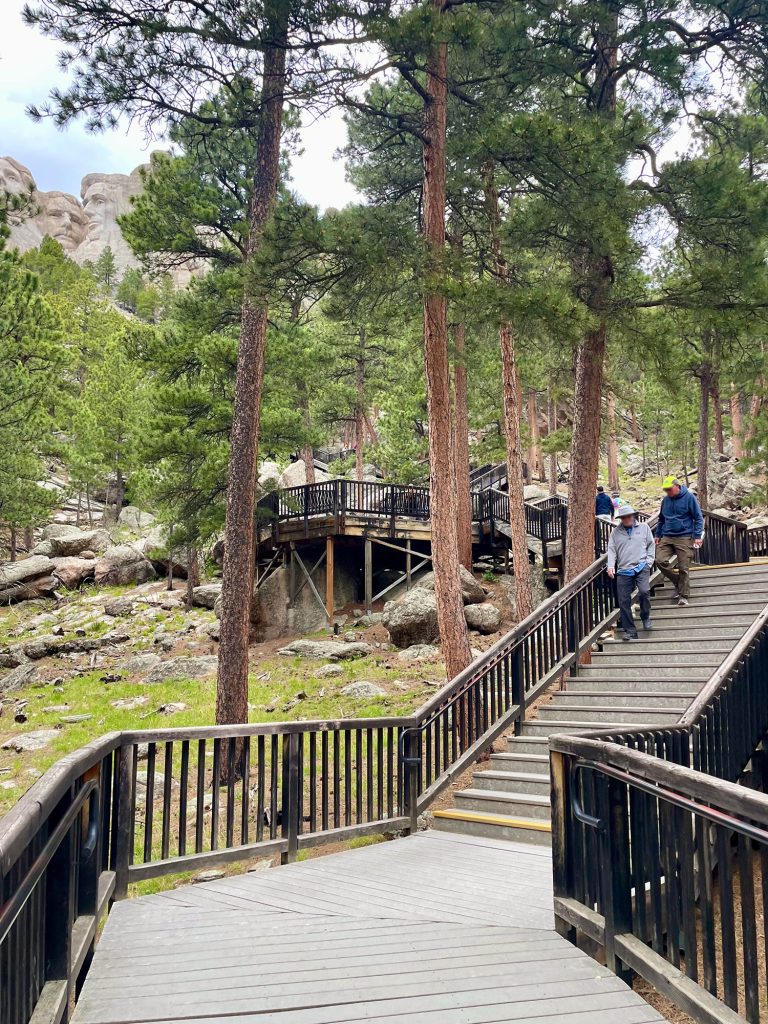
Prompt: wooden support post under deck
<box><xmin>406</xmin><ymin>539</ymin><xmax>412</xmax><ymax>590</ymax></box>
<box><xmin>364</xmin><ymin>537</ymin><xmax>372</xmax><ymax>612</ymax></box>
<box><xmin>326</xmin><ymin>535</ymin><xmax>334</xmax><ymax>623</ymax></box>
<box><xmin>289</xmin><ymin>545</ymin><xmax>296</xmax><ymax>609</ymax></box>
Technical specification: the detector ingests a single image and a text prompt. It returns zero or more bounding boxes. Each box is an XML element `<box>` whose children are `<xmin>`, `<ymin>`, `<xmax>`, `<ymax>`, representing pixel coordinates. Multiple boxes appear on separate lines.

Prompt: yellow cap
<box><xmin>662</xmin><ymin>475</ymin><xmax>678</xmax><ymax>489</ymax></box>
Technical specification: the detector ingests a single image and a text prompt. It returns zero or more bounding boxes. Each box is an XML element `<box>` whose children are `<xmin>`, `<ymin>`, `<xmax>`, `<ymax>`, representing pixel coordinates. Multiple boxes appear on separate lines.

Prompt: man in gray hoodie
<box><xmin>606</xmin><ymin>504</ymin><xmax>656</xmax><ymax>640</ymax></box>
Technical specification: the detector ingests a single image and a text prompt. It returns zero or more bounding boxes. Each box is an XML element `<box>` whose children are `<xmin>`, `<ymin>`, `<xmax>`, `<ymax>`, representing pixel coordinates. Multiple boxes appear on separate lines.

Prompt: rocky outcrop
<box><xmin>118</xmin><ymin>506</ymin><xmax>157</xmax><ymax>534</ymax></box>
<box><xmin>383</xmin><ymin>589</ymin><xmax>439</xmax><ymax>649</ymax></box>
<box><xmin>94</xmin><ymin>545</ymin><xmax>156</xmax><ymax>586</ymax></box>
<box><xmin>464</xmin><ymin>602</ymin><xmax>501</xmax><ymax>634</ymax></box>
<box><xmin>51</xmin><ymin>557</ymin><xmax>96</xmax><ymax>590</ymax></box>
<box><xmin>191</xmin><ymin>583</ymin><xmax>221</xmax><ymax>609</ymax></box>
<box><xmin>340</xmin><ymin>681</ymin><xmax>386</xmax><ymax>698</ymax></box>
<box><xmin>0</xmin><ymin>556</ymin><xmax>58</xmax><ymax>603</ymax></box>
<box><xmin>16</xmin><ymin>632</ymin><xmax>130</xmax><ymax>660</ymax></box>
<box><xmin>278</xmin><ymin>640</ymin><xmax>373</xmax><ymax>660</ymax></box>
<box><xmin>41</xmin><ymin>527</ymin><xmax>111</xmax><ymax>557</ymax></box>
<box><xmin>278</xmin><ymin>461</ymin><xmax>331</xmax><ymax>489</ymax></box>
<box><xmin>144</xmin><ymin>656</ymin><xmax>218</xmax><ymax>683</ymax></box>
<box><xmin>139</xmin><ymin>526</ymin><xmax>189</xmax><ymax>578</ymax></box>
<box><xmin>416</xmin><ymin>565</ymin><xmax>485</xmax><ymax>605</ymax></box>
<box><xmin>0</xmin><ymin>663</ymin><xmax>39</xmax><ymax>693</ymax></box>
<box><xmin>2</xmin><ymin>730</ymin><xmax>59</xmax><ymax>753</ymax></box>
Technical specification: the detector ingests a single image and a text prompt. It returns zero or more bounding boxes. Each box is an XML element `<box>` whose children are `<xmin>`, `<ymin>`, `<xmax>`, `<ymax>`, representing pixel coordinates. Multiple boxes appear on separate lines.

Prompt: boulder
<box><xmin>51</xmin><ymin>556</ymin><xmax>96</xmax><ymax>590</ymax></box>
<box><xmin>31</xmin><ymin>539</ymin><xmax>54</xmax><ymax>557</ymax></box>
<box><xmin>499</xmin><ymin>572</ymin><xmax>549</xmax><ymax>619</ymax></box>
<box><xmin>144</xmin><ymin>655</ymin><xmax>219</xmax><ymax>683</ymax></box>
<box><xmin>277</xmin><ymin>461</ymin><xmax>330</xmax><ymax>489</ymax></box>
<box><xmin>258</xmin><ymin>460</ymin><xmax>281</xmax><ymax>487</ymax></box>
<box><xmin>94</xmin><ymin>545</ymin><xmax>157</xmax><ymax>586</ymax></box>
<box><xmin>395</xmin><ymin>644</ymin><xmax>439</xmax><ymax>662</ymax></box>
<box><xmin>710</xmin><ymin>508</ymin><xmax>735</xmax><ymax>519</ymax></box>
<box><xmin>211</xmin><ymin>537</ymin><xmax>225</xmax><ymax>567</ymax></box>
<box><xmin>121</xmin><ymin>653</ymin><xmax>162</xmax><ymax>675</ymax></box>
<box><xmin>246</xmin><ymin>560</ymin><xmax>358</xmax><ymax>641</ymax></box>
<box><xmin>313</xmin><ymin>663</ymin><xmax>344</xmax><ymax>678</ymax></box>
<box><xmin>104</xmin><ymin>597</ymin><xmax>135</xmax><ymax>617</ymax></box>
<box><xmin>192</xmin><ymin>583</ymin><xmax>221</xmax><ymax>609</ymax></box>
<box><xmin>118</xmin><ymin>506</ymin><xmax>156</xmax><ymax>534</ymax></box>
<box><xmin>464</xmin><ymin>602</ymin><xmax>502</xmax><ymax>634</ymax></box>
<box><xmin>2</xmin><ymin>729</ymin><xmax>59</xmax><ymax>753</ymax></box>
<box><xmin>624</xmin><ymin>455</ymin><xmax>646</xmax><ymax>477</ymax></box>
<box><xmin>0</xmin><ymin>556</ymin><xmax>58</xmax><ymax>603</ymax></box>
<box><xmin>710</xmin><ymin>475</ymin><xmax>755</xmax><ymax>510</ymax></box>
<box><xmin>416</xmin><ymin>565</ymin><xmax>485</xmax><ymax>605</ymax></box>
<box><xmin>341</xmin><ymin>681</ymin><xmax>387</xmax><ymax>698</ymax></box>
<box><xmin>278</xmin><ymin>640</ymin><xmax>373</xmax><ymax>660</ymax></box>
<box><xmin>0</xmin><ymin>662</ymin><xmax>38</xmax><ymax>693</ymax></box>
<box><xmin>46</xmin><ymin>528</ymin><xmax>111</xmax><ymax>557</ymax></box>
<box><xmin>523</xmin><ymin>485</ymin><xmax>549</xmax><ymax>501</ymax></box>
<box><xmin>383</xmin><ymin>589</ymin><xmax>439</xmax><ymax>649</ymax></box>
<box><xmin>139</xmin><ymin>526</ymin><xmax>189</xmax><ymax>578</ymax></box>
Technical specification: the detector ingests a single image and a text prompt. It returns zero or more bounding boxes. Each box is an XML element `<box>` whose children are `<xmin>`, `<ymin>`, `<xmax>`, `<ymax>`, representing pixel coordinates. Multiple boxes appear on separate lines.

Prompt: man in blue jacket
<box><xmin>655</xmin><ymin>476</ymin><xmax>704</xmax><ymax>607</ymax></box>
<box><xmin>595</xmin><ymin>486</ymin><xmax>614</xmax><ymax>518</ymax></box>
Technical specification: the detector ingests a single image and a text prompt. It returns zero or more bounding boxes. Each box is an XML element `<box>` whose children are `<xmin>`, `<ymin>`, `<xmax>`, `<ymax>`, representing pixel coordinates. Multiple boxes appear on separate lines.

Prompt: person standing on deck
<box><xmin>595</xmin><ymin>485</ymin><xmax>614</xmax><ymax>518</ymax></box>
<box><xmin>654</xmin><ymin>476</ymin><xmax>704</xmax><ymax>607</ymax></box>
<box><xmin>606</xmin><ymin>505</ymin><xmax>656</xmax><ymax>640</ymax></box>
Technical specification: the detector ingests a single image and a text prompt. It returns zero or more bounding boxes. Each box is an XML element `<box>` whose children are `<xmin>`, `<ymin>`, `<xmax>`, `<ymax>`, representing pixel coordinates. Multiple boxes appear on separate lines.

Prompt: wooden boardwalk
<box><xmin>73</xmin><ymin>831</ymin><xmax>663</xmax><ymax>1024</ymax></box>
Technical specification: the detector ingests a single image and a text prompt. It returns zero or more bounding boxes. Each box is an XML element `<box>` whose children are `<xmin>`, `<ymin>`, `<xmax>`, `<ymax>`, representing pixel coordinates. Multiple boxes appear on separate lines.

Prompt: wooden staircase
<box><xmin>432</xmin><ymin>562</ymin><xmax>768</xmax><ymax>845</ymax></box>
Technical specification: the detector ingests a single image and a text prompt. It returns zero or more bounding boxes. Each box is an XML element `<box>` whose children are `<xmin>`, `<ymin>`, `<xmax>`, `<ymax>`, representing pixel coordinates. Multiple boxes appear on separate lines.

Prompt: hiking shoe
<box><xmin>622</xmin><ymin>631</ymin><xmax>638</xmax><ymax>641</ymax></box>
<box><xmin>669</xmin><ymin>590</ymin><xmax>679</xmax><ymax>603</ymax></box>
<box><xmin>677</xmin><ymin>597</ymin><xmax>689</xmax><ymax>607</ymax></box>
<box><xmin>642</xmin><ymin>618</ymin><xmax>652</xmax><ymax>630</ymax></box>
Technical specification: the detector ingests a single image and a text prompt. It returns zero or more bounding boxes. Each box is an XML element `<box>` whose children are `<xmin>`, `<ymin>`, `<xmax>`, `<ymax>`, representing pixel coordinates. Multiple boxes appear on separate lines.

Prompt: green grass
<box><xmin>0</xmin><ymin>649</ymin><xmax>443</xmax><ymax>815</ymax></box>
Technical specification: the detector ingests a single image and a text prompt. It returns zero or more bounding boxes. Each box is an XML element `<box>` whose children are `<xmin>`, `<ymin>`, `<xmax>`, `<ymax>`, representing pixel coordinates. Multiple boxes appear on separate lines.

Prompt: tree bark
<box><xmin>606</xmin><ymin>390</ymin><xmax>620</xmax><ymax>493</ymax></box>
<box><xmin>697</xmin><ymin>362</ymin><xmax>712</xmax><ymax>513</ymax></box>
<box><xmin>548</xmin><ymin>392</ymin><xmax>558</xmax><ymax>496</ymax></box>
<box><xmin>355</xmin><ymin>332</ymin><xmax>365</xmax><ymax>482</ymax></box>
<box><xmin>301</xmin><ymin>444</ymin><xmax>316</xmax><ymax>485</ymax></box>
<box><xmin>421</xmin><ymin>8</ymin><xmax>472</xmax><ymax>678</ymax></box>
<box><xmin>527</xmin><ymin>389</ymin><xmax>543</xmax><ymax>481</ymax></box>
<box><xmin>711</xmin><ymin>379</ymin><xmax>724</xmax><ymax>454</ymax></box>
<box><xmin>564</xmin><ymin>4</ymin><xmax>617</xmax><ymax>582</ymax></box>
<box><xmin>730</xmin><ymin>384</ymin><xmax>743</xmax><ymax>459</ymax></box>
<box><xmin>451</xmin><ymin>320</ymin><xmax>473</xmax><ymax>569</ymax></box>
<box><xmin>23</xmin><ymin>526</ymin><xmax>33</xmax><ymax>554</ymax></box>
<box><xmin>217</xmin><ymin>4</ymin><xmax>289</xmax><ymax>728</ymax></box>
<box><xmin>484</xmin><ymin>164</ymin><xmax>533</xmax><ymax>621</ymax></box>
<box><xmin>630</xmin><ymin>406</ymin><xmax>642</xmax><ymax>443</ymax></box>
<box><xmin>186</xmin><ymin>545</ymin><xmax>200</xmax><ymax>609</ymax></box>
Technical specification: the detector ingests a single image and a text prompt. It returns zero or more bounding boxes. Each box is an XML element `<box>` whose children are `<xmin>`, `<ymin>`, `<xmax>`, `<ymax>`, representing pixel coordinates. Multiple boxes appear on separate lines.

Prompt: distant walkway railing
<box><xmin>552</xmin><ymin>603</ymin><xmax>768</xmax><ymax>1024</ymax></box>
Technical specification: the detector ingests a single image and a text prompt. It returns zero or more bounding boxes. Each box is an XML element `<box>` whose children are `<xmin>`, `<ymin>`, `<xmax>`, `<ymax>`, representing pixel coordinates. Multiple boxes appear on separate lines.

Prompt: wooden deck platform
<box><xmin>73</xmin><ymin>831</ymin><xmax>663</xmax><ymax>1024</ymax></box>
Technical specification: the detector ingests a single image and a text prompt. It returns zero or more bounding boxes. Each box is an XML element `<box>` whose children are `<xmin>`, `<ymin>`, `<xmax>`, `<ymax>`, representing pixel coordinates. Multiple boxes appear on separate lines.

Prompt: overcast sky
<box><xmin>0</xmin><ymin>5</ymin><xmax>359</xmax><ymax>208</ymax></box>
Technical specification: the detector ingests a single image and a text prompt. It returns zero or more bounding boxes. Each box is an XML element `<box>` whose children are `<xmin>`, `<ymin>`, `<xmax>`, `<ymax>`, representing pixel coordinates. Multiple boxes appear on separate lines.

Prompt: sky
<box><xmin>0</xmin><ymin>5</ymin><xmax>359</xmax><ymax>209</ymax></box>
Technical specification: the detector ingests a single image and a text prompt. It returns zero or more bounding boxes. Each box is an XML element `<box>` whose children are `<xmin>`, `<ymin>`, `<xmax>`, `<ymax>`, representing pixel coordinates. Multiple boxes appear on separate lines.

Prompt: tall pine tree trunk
<box><xmin>630</xmin><ymin>406</ymin><xmax>642</xmax><ymax>442</ymax></box>
<box><xmin>731</xmin><ymin>385</ymin><xmax>743</xmax><ymax>458</ymax></box>
<box><xmin>711</xmin><ymin>379</ymin><xmax>724</xmax><ymax>454</ymax></box>
<box><xmin>355</xmin><ymin>335</ymin><xmax>365</xmax><ymax>483</ymax></box>
<box><xmin>698</xmin><ymin>362</ymin><xmax>712</xmax><ymax>512</ymax></box>
<box><xmin>484</xmin><ymin>164</ymin><xmax>533</xmax><ymax>620</ymax></box>
<box><xmin>421</xmin><ymin>8</ymin><xmax>472</xmax><ymax>678</ymax></box>
<box><xmin>564</xmin><ymin>5</ymin><xmax>617</xmax><ymax>581</ymax></box>
<box><xmin>451</xmin><ymin>319</ymin><xmax>473</xmax><ymax>569</ymax></box>
<box><xmin>217</xmin><ymin>4</ymin><xmax>289</xmax><ymax>727</ymax></box>
<box><xmin>607</xmin><ymin>391</ymin><xmax>620</xmax><ymax>492</ymax></box>
<box><xmin>548</xmin><ymin>392</ymin><xmax>558</xmax><ymax>496</ymax></box>
<box><xmin>186</xmin><ymin>545</ymin><xmax>200</xmax><ymax>609</ymax></box>
<box><xmin>527</xmin><ymin>389</ymin><xmax>543</xmax><ymax>481</ymax></box>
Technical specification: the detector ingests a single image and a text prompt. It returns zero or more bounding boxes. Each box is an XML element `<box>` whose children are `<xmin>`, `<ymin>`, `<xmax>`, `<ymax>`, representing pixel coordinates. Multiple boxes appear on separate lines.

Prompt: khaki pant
<box><xmin>655</xmin><ymin>536</ymin><xmax>695</xmax><ymax>598</ymax></box>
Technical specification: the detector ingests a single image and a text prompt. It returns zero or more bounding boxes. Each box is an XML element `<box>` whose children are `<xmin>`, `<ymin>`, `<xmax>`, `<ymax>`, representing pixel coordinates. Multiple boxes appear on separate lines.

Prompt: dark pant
<box><xmin>656</xmin><ymin>535</ymin><xmax>694</xmax><ymax>598</ymax></box>
<box><xmin>616</xmin><ymin>567</ymin><xmax>651</xmax><ymax>634</ymax></box>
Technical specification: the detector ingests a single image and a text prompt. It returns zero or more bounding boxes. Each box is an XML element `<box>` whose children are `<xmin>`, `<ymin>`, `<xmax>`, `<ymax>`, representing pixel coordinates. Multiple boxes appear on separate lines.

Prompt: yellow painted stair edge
<box><xmin>432</xmin><ymin>809</ymin><xmax>552</xmax><ymax>832</ymax></box>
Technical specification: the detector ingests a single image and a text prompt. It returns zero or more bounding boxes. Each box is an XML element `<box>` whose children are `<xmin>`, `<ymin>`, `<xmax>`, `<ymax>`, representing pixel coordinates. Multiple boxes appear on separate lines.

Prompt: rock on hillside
<box><xmin>383</xmin><ymin>589</ymin><xmax>439</xmax><ymax>649</ymax></box>
<box><xmin>94</xmin><ymin>545</ymin><xmax>156</xmax><ymax>586</ymax></box>
<box><xmin>0</xmin><ymin>556</ymin><xmax>58</xmax><ymax>603</ymax></box>
<box><xmin>416</xmin><ymin>565</ymin><xmax>485</xmax><ymax>605</ymax></box>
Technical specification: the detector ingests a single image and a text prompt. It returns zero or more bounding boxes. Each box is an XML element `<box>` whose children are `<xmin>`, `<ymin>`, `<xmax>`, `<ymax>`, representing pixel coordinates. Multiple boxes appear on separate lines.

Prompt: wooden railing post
<box><xmin>281</xmin><ymin>733</ymin><xmax>301</xmax><ymax>864</ymax></box>
<box><xmin>598</xmin><ymin>774</ymin><xmax>633</xmax><ymax>985</ymax></box>
<box><xmin>550</xmin><ymin>749</ymin><xmax>576</xmax><ymax>943</ymax></box>
<box><xmin>511</xmin><ymin>643</ymin><xmax>524</xmax><ymax>735</ymax></box>
<box><xmin>45</xmin><ymin>806</ymin><xmax>76</xmax><ymax>1020</ymax></box>
<box><xmin>401</xmin><ymin>729</ymin><xmax>421</xmax><ymax>835</ymax></box>
<box><xmin>114</xmin><ymin>744</ymin><xmax>135</xmax><ymax>900</ymax></box>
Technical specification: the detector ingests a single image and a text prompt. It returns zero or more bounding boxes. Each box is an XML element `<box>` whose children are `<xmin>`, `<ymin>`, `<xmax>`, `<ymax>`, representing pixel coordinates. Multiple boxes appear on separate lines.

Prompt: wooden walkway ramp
<box><xmin>73</xmin><ymin>831</ymin><xmax>662</xmax><ymax>1024</ymax></box>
